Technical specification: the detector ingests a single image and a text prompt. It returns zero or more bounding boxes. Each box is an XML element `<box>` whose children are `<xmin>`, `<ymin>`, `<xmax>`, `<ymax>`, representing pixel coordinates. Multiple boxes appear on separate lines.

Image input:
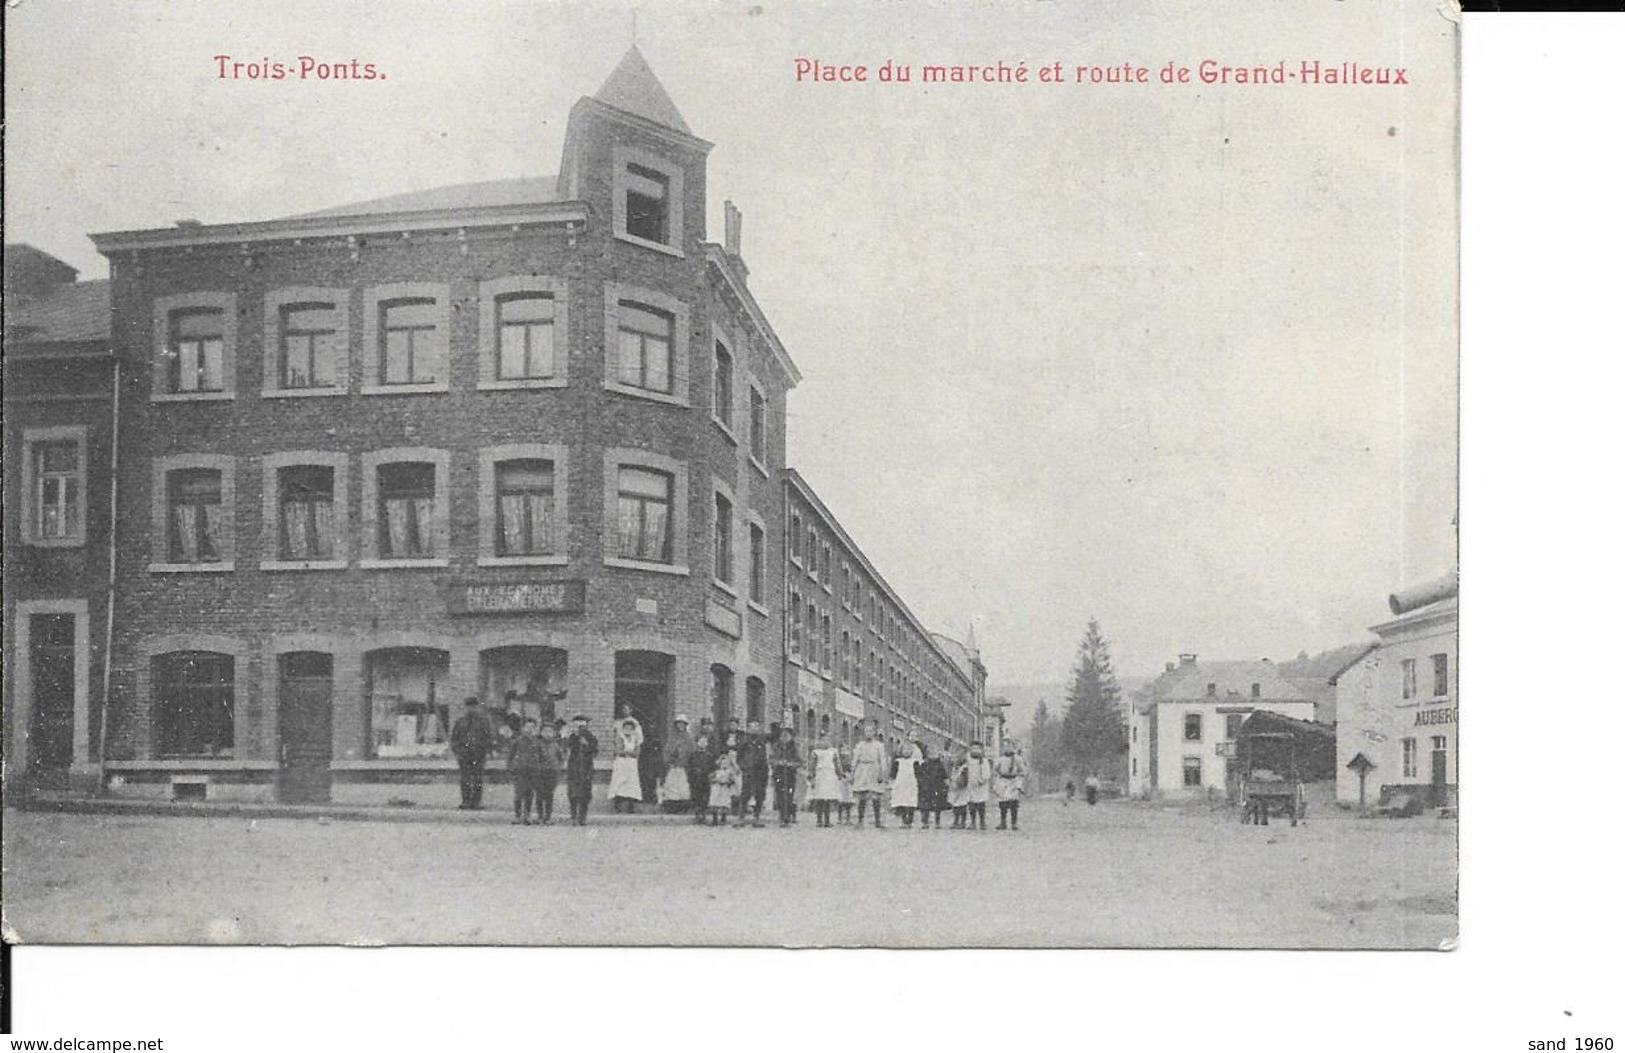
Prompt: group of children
<box><xmin>504</xmin><ymin>710</ymin><xmax>1031</xmax><ymax>831</ymax></box>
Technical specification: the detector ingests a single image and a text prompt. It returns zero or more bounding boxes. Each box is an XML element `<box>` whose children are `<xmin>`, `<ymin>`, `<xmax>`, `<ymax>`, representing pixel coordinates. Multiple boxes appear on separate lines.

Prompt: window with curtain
<box><xmin>33</xmin><ymin>440</ymin><xmax>82</xmax><ymax>540</ymax></box>
<box><xmin>495</xmin><ymin>459</ymin><xmax>555</xmax><ymax>556</ymax></box>
<box><xmin>497</xmin><ymin>293</ymin><xmax>556</xmax><ymax>379</ymax></box>
<box><xmin>616</xmin><ymin>466</ymin><xmax>672</xmax><ymax>563</ymax></box>
<box><xmin>280</xmin><ymin>303</ymin><xmax>340</xmax><ymax>389</ymax></box>
<box><xmin>167</xmin><ymin>468</ymin><xmax>224</xmax><ymax>563</ymax></box>
<box><xmin>280</xmin><ymin>465</ymin><xmax>335</xmax><ymax>560</ymax></box>
<box><xmin>170</xmin><ymin>308</ymin><xmax>225</xmax><ymax>393</ymax></box>
<box><xmin>377</xmin><ymin>462</ymin><xmax>436</xmax><ymax>558</ymax></box>
<box><xmin>616</xmin><ymin>301</ymin><xmax>674</xmax><ymax>394</ymax></box>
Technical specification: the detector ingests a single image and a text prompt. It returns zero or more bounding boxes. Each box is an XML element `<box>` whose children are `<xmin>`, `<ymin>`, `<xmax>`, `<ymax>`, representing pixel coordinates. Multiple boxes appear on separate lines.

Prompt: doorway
<box><xmin>278</xmin><ymin>652</ymin><xmax>334</xmax><ymax>803</ymax></box>
<box><xmin>1430</xmin><ymin>735</ymin><xmax>1449</xmax><ymax>807</ymax></box>
<box><xmin>27</xmin><ymin>613</ymin><xmax>77</xmax><ymax>786</ymax></box>
<box><xmin>616</xmin><ymin>651</ymin><xmax>673</xmax><ymax>802</ymax></box>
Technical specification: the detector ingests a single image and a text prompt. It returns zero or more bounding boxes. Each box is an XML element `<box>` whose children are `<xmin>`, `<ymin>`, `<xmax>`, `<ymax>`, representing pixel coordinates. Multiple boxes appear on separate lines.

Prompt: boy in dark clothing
<box><xmin>769</xmin><ymin>728</ymin><xmax>803</xmax><ymax>827</ymax></box>
<box><xmin>450</xmin><ymin>696</ymin><xmax>494</xmax><ymax>810</ymax></box>
<box><xmin>688</xmin><ymin>719</ymin><xmax>717</xmax><ymax>824</ymax></box>
<box><xmin>508</xmin><ymin>718</ymin><xmax>543</xmax><ymax>824</ymax></box>
<box><xmin>564</xmin><ymin>715</ymin><xmax>599</xmax><ymax>825</ymax></box>
<box><xmin>536</xmin><ymin>721</ymin><xmax>565</xmax><ymax>824</ymax></box>
<box><xmin>735</xmin><ymin>721</ymin><xmax>771</xmax><ymax>827</ymax></box>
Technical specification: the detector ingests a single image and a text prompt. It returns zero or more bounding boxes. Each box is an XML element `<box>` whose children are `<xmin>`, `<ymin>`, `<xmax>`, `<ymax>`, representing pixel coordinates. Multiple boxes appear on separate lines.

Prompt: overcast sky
<box><xmin>4</xmin><ymin>0</ymin><xmax>1457</xmax><ymax>685</ymax></box>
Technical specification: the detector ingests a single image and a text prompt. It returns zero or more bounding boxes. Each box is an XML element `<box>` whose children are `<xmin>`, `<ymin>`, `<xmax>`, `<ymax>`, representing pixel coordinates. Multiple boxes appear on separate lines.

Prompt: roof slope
<box><xmin>594</xmin><ymin>45</ymin><xmax>691</xmax><ymax>133</ymax></box>
<box><xmin>289</xmin><ymin>175</ymin><xmax>560</xmax><ymax>220</ymax></box>
<box><xmin>1140</xmin><ymin>659</ymin><xmax>1313</xmax><ymax>708</ymax></box>
<box><xmin>4</xmin><ymin>278</ymin><xmax>110</xmax><ymax>345</ymax></box>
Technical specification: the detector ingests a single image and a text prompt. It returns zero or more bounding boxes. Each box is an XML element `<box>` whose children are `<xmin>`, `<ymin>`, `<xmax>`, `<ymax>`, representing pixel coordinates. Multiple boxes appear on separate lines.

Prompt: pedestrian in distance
<box><xmin>769</xmin><ymin>726</ymin><xmax>803</xmax><ymax>827</ymax></box>
<box><xmin>450</xmin><ymin>696</ymin><xmax>495</xmax><ymax>810</ymax></box>
<box><xmin>1065</xmin><ymin>778</ymin><xmax>1077</xmax><ymax>806</ymax></box>
<box><xmin>609</xmin><ymin>715</ymin><xmax>643</xmax><ymax>814</ymax></box>
<box><xmin>807</xmin><ymin>733</ymin><xmax>842</xmax><ymax>827</ymax></box>
<box><xmin>661</xmin><ymin>714</ymin><xmax>696</xmax><ymax>812</ymax></box>
<box><xmin>994</xmin><ymin>739</ymin><xmax>1029</xmax><ymax>830</ymax></box>
<box><xmin>564</xmin><ymin>714</ymin><xmax>599</xmax><ymax>825</ymax></box>
<box><xmin>948</xmin><ymin>745</ymin><xmax>971</xmax><ymax>828</ymax></box>
<box><xmin>916</xmin><ymin>743</ymin><xmax>949</xmax><ymax>829</ymax></box>
<box><xmin>688</xmin><ymin>718</ymin><xmax>717</xmax><ymax>824</ymax></box>
<box><xmin>535</xmin><ymin>720</ymin><xmax>564</xmax><ymax>824</ymax></box>
<box><xmin>890</xmin><ymin>734</ymin><xmax>923</xmax><ymax>828</ymax></box>
<box><xmin>1084</xmin><ymin>773</ymin><xmax>1100</xmax><ymax>807</ymax></box>
<box><xmin>735</xmin><ymin>720</ymin><xmax>771</xmax><ymax>827</ymax></box>
<box><xmin>508</xmin><ymin>717</ymin><xmax>544</xmax><ymax>825</ymax></box>
<box><xmin>961</xmin><ymin>741</ymin><xmax>994</xmax><ymax>830</ymax></box>
<box><xmin>849</xmin><ymin>721</ymin><xmax>889</xmax><ymax>828</ymax></box>
<box><xmin>709</xmin><ymin>747</ymin><xmax>742</xmax><ymax>827</ymax></box>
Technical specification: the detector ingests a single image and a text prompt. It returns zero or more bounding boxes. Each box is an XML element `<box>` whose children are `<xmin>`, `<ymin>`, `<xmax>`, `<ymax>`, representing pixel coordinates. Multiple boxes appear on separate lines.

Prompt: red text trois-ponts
<box><xmin>213</xmin><ymin>55</ymin><xmax>387</xmax><ymax>81</ymax></box>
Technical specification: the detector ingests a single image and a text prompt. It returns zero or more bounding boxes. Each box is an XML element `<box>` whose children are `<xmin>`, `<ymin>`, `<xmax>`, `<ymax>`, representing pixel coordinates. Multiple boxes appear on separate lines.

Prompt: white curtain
<box><xmin>384</xmin><ymin>498</ymin><xmax>412</xmax><ymax>556</ymax></box>
<box><xmin>500</xmin><ymin>494</ymin><xmax>527</xmax><ymax>553</ymax></box>
<box><xmin>642</xmin><ymin>503</ymin><xmax>668</xmax><ymax>560</ymax></box>
<box><xmin>173</xmin><ymin>505</ymin><xmax>199</xmax><ymax>561</ymax></box>
<box><xmin>412</xmin><ymin>498</ymin><xmax>435</xmax><ymax>555</ymax></box>
<box><xmin>526</xmin><ymin>493</ymin><xmax>552</xmax><ymax>553</ymax></box>
<box><xmin>311</xmin><ymin>499</ymin><xmax>334</xmax><ymax>558</ymax></box>
<box><xmin>284</xmin><ymin>501</ymin><xmax>311</xmax><ymax>558</ymax></box>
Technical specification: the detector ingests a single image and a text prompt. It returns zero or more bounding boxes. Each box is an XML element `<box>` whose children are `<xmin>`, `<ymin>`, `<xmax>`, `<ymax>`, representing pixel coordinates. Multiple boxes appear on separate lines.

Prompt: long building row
<box><xmin>3</xmin><ymin>47</ymin><xmax>989</xmax><ymax>805</ymax></box>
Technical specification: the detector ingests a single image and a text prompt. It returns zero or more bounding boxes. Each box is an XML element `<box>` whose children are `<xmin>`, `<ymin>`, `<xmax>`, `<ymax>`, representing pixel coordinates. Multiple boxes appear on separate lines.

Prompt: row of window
<box><xmin>1181</xmin><ymin>712</ymin><xmax>1250</xmax><ymax>743</ymax></box>
<box><xmin>1400</xmin><ymin>654</ymin><xmax>1451</xmax><ymax>700</ymax></box>
<box><xmin>787</xmin><ymin>508</ymin><xmax>960</xmax><ymax>695</ymax></box>
<box><xmin>1399</xmin><ymin>735</ymin><xmax>1450</xmax><ymax>780</ymax></box>
<box><xmin>101</xmin><ymin>446</ymin><xmax>768</xmax><ymax>599</ymax></box>
<box><xmin>151</xmin><ymin>281</ymin><xmax>771</xmax><ymax>455</ymax></box>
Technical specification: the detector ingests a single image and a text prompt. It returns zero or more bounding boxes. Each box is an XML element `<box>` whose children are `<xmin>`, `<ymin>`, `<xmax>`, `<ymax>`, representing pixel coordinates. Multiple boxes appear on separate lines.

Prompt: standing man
<box><xmin>735</xmin><ymin>720</ymin><xmax>771</xmax><ymax>828</ymax></box>
<box><xmin>688</xmin><ymin>717</ymin><xmax>717</xmax><ymax>824</ymax></box>
<box><xmin>564</xmin><ymin>714</ymin><xmax>600</xmax><ymax>825</ymax></box>
<box><xmin>450</xmin><ymin>696</ymin><xmax>494</xmax><ymax>810</ymax></box>
<box><xmin>993</xmin><ymin>738</ymin><xmax>1029</xmax><ymax>830</ymax></box>
<box><xmin>769</xmin><ymin>726</ymin><xmax>803</xmax><ymax>827</ymax></box>
<box><xmin>1084</xmin><ymin>773</ymin><xmax>1100</xmax><ymax>806</ymax></box>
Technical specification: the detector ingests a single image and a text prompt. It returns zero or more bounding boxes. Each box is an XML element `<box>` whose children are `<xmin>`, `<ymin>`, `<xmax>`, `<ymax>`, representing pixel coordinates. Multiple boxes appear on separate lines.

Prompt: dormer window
<box><xmin>624</xmin><ymin>164</ymin><xmax>670</xmax><ymax>243</ymax></box>
<box><xmin>613</xmin><ymin>147</ymin><xmax>684</xmax><ymax>256</ymax></box>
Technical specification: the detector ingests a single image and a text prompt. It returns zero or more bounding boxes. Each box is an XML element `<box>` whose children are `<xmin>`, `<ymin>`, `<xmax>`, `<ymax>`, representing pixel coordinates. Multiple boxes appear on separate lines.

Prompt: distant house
<box><xmin>1274</xmin><ymin>642</ymin><xmax>1379</xmax><ymax>724</ymax></box>
<box><xmin>1333</xmin><ymin>573</ymin><xmax>1457</xmax><ymax>809</ymax></box>
<box><xmin>1128</xmin><ymin>655</ymin><xmax>1317</xmax><ymax>798</ymax></box>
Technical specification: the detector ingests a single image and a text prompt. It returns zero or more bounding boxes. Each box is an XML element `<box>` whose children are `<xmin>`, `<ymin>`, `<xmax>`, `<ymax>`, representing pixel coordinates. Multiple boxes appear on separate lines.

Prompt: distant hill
<box><xmin>989</xmin><ymin>677</ymin><xmax>1149</xmax><ymax>740</ymax></box>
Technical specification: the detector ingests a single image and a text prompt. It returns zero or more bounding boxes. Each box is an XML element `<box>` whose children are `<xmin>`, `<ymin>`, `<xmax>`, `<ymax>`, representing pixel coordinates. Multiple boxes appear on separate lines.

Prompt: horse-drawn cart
<box><xmin>1238</xmin><ymin>730</ymin><xmax>1306</xmax><ymax>826</ymax></box>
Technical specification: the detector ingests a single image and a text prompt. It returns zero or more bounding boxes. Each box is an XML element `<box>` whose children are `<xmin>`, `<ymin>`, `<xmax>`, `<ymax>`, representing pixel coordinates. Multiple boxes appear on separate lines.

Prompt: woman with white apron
<box><xmin>609</xmin><ymin>716</ymin><xmax>643</xmax><ymax>813</ymax></box>
<box><xmin>890</xmin><ymin>734</ymin><xmax>923</xmax><ymax>828</ymax></box>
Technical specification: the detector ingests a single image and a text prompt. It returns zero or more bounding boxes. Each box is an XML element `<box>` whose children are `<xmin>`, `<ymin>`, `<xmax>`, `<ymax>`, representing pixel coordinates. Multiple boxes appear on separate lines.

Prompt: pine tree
<box><xmin>1059</xmin><ymin>619</ymin><xmax>1127</xmax><ymax>781</ymax></box>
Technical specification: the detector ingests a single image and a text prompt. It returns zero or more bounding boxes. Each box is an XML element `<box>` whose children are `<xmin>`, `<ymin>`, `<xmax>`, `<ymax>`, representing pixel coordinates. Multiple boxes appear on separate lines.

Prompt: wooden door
<box><xmin>278</xmin><ymin>653</ymin><xmax>334</xmax><ymax>804</ymax></box>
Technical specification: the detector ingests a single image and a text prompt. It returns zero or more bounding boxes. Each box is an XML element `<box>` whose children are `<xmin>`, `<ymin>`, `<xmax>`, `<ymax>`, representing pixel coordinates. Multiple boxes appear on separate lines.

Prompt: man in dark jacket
<box><xmin>769</xmin><ymin>727</ymin><xmax>803</xmax><ymax>827</ymax></box>
<box><xmin>735</xmin><ymin>720</ymin><xmax>771</xmax><ymax>827</ymax></box>
<box><xmin>688</xmin><ymin>718</ymin><xmax>717</xmax><ymax>824</ymax></box>
<box><xmin>450</xmin><ymin>696</ymin><xmax>494</xmax><ymax>810</ymax></box>
<box><xmin>564</xmin><ymin>714</ymin><xmax>599</xmax><ymax>825</ymax></box>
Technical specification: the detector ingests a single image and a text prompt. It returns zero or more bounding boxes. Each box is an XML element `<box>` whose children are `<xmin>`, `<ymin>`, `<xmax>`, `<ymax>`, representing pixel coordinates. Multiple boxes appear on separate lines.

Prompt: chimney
<box><xmin>1165</xmin><ymin>662</ymin><xmax>1175</xmax><ymax>673</ymax></box>
<box><xmin>724</xmin><ymin>200</ymin><xmax>742</xmax><ymax>258</ymax></box>
<box><xmin>1179</xmin><ymin>653</ymin><xmax>1198</xmax><ymax>667</ymax></box>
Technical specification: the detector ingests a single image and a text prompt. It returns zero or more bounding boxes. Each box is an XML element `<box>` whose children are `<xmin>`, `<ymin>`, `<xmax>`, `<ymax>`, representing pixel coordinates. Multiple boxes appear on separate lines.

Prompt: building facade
<box><xmin>782</xmin><ymin>471</ymin><xmax>982</xmax><ymax>757</ymax></box>
<box><xmin>1333</xmin><ymin>573</ymin><xmax>1458</xmax><ymax>810</ymax></box>
<box><xmin>5</xmin><ymin>48</ymin><xmax>987</xmax><ymax>805</ymax></box>
<box><xmin>3</xmin><ymin>247</ymin><xmax>116</xmax><ymax>794</ymax></box>
<box><xmin>1128</xmin><ymin>655</ymin><xmax>1317</xmax><ymax>798</ymax></box>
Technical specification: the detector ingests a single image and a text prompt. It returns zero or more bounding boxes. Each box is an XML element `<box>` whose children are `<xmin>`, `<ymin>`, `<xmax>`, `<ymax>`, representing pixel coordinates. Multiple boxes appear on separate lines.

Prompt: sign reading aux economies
<box><xmin>447</xmin><ymin>580</ymin><xmax>587</xmax><ymax>616</ymax></box>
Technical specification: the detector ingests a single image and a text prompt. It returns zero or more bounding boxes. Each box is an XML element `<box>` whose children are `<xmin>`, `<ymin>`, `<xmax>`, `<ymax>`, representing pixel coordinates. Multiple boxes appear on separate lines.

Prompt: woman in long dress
<box><xmin>947</xmin><ymin>746</ymin><xmax>971</xmax><ymax>828</ymax></box>
<box><xmin>848</xmin><ymin>722</ymin><xmax>889</xmax><ymax>828</ymax></box>
<box><xmin>661</xmin><ymin>714</ymin><xmax>695</xmax><ymax>812</ymax></box>
<box><xmin>609</xmin><ymin>716</ymin><xmax>643</xmax><ymax>813</ymax></box>
<box><xmin>806</xmin><ymin>734</ymin><xmax>843</xmax><ymax>828</ymax></box>
<box><xmin>890</xmin><ymin>735</ymin><xmax>923</xmax><ymax>827</ymax></box>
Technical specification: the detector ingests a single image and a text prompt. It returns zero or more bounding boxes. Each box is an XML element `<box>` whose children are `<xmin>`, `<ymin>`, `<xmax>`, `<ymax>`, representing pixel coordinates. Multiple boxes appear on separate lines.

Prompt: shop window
<box><xmin>168</xmin><ymin>308</ymin><xmax>226</xmax><ymax>393</ymax></box>
<box><xmin>366</xmin><ymin>647</ymin><xmax>451</xmax><ymax>758</ymax></box>
<box><xmin>278</xmin><ymin>465</ymin><xmax>336</xmax><ymax>560</ymax></box>
<box><xmin>152</xmin><ymin>652</ymin><xmax>235</xmax><ymax>757</ymax></box>
<box><xmin>746</xmin><ymin>676</ymin><xmax>766</xmax><ymax>726</ymax></box>
<box><xmin>481</xmin><ymin>646</ymin><xmax>568</xmax><ymax>728</ymax></box>
<box><xmin>279</xmin><ymin>302</ymin><xmax>340</xmax><ymax>389</ymax></box>
<box><xmin>380</xmin><ymin>299</ymin><xmax>444</xmax><ymax>386</ymax></box>
<box><xmin>495</xmin><ymin>459</ymin><xmax>556</xmax><ymax>557</ymax></box>
<box><xmin>497</xmin><ymin>292</ymin><xmax>557</xmax><ymax>380</ymax></box>
<box><xmin>749</xmin><ymin>522</ymin><xmax>765</xmax><ymax>604</ymax></box>
<box><xmin>166</xmin><ymin>468</ymin><xmax>225</xmax><ymax>564</ymax></box>
<box><xmin>616</xmin><ymin>466</ymin><xmax>673</xmax><ymax>564</ymax></box>
<box><xmin>712</xmin><ymin>664</ymin><xmax>736</xmax><ymax>728</ymax></box>
<box><xmin>713</xmin><ymin>490</ymin><xmax>734</xmax><ymax>585</ymax></box>
<box><xmin>1182</xmin><ymin>756</ymin><xmax>1202</xmax><ymax>788</ymax></box>
<box><xmin>377</xmin><ymin>462</ymin><xmax>438</xmax><ymax>559</ymax></box>
<box><xmin>1183</xmin><ymin>713</ymin><xmax>1202</xmax><ymax>742</ymax></box>
<box><xmin>1431</xmin><ymin>653</ymin><xmax>1450</xmax><ymax>697</ymax></box>
<box><xmin>713</xmin><ymin>341</ymin><xmax>734</xmax><ymax>430</ymax></box>
<box><xmin>23</xmin><ymin>429</ymin><xmax>86</xmax><ymax>545</ymax></box>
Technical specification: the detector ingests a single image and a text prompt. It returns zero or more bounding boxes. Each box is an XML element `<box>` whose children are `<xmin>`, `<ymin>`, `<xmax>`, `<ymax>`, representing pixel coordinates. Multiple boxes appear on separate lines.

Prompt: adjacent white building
<box><xmin>1334</xmin><ymin>573</ymin><xmax>1458</xmax><ymax>809</ymax></box>
<box><xmin>1128</xmin><ymin>655</ymin><xmax>1316</xmax><ymax>798</ymax></box>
